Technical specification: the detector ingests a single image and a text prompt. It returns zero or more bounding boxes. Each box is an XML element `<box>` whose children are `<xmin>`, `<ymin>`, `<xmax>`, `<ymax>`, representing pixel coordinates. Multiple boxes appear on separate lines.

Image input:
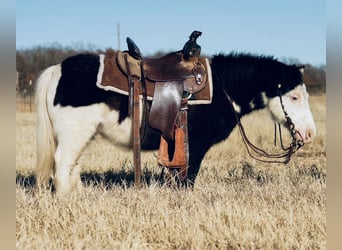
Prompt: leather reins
<box><xmin>223</xmin><ymin>84</ymin><xmax>304</xmax><ymax>164</ymax></box>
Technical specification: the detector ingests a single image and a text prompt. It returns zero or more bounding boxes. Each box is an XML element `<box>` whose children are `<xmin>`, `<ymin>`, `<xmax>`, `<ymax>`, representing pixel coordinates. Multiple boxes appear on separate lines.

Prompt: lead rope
<box><xmin>223</xmin><ymin>87</ymin><xmax>304</xmax><ymax>164</ymax></box>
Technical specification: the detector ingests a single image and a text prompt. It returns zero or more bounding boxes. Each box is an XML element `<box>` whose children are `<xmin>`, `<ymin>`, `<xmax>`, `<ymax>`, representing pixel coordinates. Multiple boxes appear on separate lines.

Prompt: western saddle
<box><xmin>98</xmin><ymin>32</ymin><xmax>211</xmax><ymax>186</ymax></box>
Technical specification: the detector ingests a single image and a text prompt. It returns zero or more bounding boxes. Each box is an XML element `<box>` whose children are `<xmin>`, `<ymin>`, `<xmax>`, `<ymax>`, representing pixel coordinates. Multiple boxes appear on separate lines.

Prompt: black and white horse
<box><xmin>35</xmin><ymin>52</ymin><xmax>316</xmax><ymax>194</ymax></box>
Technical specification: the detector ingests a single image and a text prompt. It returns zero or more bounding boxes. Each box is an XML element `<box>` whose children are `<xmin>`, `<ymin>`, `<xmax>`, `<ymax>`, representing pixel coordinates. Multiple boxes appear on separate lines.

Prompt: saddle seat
<box><xmin>143</xmin><ymin>52</ymin><xmax>202</xmax><ymax>81</ymax></box>
<box><xmin>125</xmin><ymin>36</ymin><xmax>204</xmax><ymax>83</ymax></box>
<box><xmin>116</xmin><ymin>50</ymin><xmax>207</xmax><ymax>95</ymax></box>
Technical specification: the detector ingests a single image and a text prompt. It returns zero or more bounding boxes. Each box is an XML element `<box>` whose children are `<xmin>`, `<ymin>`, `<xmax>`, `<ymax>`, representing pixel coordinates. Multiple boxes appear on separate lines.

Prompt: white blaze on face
<box><xmin>267</xmin><ymin>84</ymin><xmax>316</xmax><ymax>143</ymax></box>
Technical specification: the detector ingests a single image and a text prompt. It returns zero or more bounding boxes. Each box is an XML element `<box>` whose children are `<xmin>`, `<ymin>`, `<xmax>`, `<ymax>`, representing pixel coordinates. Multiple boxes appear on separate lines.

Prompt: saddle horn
<box><xmin>182</xmin><ymin>30</ymin><xmax>202</xmax><ymax>60</ymax></box>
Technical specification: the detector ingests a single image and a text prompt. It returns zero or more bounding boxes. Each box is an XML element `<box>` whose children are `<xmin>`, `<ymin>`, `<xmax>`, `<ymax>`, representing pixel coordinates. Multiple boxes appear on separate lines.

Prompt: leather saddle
<box><xmin>97</xmin><ymin>33</ymin><xmax>211</xmax><ymax>181</ymax></box>
<box><xmin>114</xmin><ymin>39</ymin><xmax>208</xmax><ymax>141</ymax></box>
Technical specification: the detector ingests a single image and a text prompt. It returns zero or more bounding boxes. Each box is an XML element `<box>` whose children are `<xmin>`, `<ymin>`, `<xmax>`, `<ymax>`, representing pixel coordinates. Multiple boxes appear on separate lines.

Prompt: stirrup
<box><xmin>157</xmin><ymin>126</ymin><xmax>187</xmax><ymax>167</ymax></box>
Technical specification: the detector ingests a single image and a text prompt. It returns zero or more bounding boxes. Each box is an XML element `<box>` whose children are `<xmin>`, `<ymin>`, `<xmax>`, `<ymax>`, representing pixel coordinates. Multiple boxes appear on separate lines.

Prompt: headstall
<box><xmin>223</xmin><ymin>84</ymin><xmax>304</xmax><ymax>164</ymax></box>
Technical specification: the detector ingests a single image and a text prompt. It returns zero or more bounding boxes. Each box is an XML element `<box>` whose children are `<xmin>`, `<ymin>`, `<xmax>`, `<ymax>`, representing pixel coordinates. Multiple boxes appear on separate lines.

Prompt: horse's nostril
<box><xmin>306</xmin><ymin>129</ymin><xmax>315</xmax><ymax>142</ymax></box>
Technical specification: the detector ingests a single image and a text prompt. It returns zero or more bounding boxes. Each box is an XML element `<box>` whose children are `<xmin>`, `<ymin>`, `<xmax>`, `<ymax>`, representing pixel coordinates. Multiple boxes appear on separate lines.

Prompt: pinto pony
<box><xmin>35</xmin><ymin>52</ymin><xmax>316</xmax><ymax>194</ymax></box>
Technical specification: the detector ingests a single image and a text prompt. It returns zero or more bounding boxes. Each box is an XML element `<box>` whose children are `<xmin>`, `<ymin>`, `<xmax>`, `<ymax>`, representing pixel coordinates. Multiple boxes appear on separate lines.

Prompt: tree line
<box><xmin>16</xmin><ymin>44</ymin><xmax>325</xmax><ymax>95</ymax></box>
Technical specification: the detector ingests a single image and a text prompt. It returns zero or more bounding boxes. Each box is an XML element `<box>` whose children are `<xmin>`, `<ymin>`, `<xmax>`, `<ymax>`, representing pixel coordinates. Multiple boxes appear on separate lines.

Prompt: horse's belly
<box><xmin>98</xmin><ymin>110</ymin><xmax>133</xmax><ymax>148</ymax></box>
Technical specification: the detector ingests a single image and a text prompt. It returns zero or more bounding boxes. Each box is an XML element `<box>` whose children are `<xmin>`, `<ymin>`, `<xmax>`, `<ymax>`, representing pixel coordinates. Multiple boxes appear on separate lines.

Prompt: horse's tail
<box><xmin>35</xmin><ymin>65</ymin><xmax>60</xmax><ymax>189</ymax></box>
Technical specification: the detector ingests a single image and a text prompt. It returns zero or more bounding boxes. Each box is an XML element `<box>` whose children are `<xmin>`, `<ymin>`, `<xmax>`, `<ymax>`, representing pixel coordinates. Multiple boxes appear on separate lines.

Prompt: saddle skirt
<box><xmin>96</xmin><ymin>50</ymin><xmax>213</xmax><ymax>105</ymax></box>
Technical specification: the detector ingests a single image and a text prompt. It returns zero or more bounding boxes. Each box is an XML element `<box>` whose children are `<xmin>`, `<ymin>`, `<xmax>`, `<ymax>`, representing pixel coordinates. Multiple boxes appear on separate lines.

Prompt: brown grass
<box><xmin>16</xmin><ymin>95</ymin><xmax>326</xmax><ymax>249</ymax></box>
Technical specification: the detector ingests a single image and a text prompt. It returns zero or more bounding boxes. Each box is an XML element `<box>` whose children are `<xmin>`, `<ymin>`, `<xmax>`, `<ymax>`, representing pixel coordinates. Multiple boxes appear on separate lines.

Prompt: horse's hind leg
<box><xmin>54</xmin><ymin>136</ymin><xmax>90</xmax><ymax>194</ymax></box>
<box><xmin>53</xmin><ymin>110</ymin><xmax>100</xmax><ymax>194</ymax></box>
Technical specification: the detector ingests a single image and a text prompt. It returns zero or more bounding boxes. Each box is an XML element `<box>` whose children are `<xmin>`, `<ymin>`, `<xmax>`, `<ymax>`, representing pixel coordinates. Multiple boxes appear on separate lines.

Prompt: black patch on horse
<box><xmin>54</xmin><ymin>53</ymin><xmax>103</xmax><ymax>106</ymax></box>
<box><xmin>54</xmin><ymin>53</ymin><xmax>129</xmax><ymax>123</ymax></box>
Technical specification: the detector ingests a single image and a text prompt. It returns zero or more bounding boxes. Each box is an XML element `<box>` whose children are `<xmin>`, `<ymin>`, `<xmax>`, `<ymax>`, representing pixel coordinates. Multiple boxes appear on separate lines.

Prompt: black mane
<box><xmin>211</xmin><ymin>52</ymin><xmax>303</xmax><ymax>104</ymax></box>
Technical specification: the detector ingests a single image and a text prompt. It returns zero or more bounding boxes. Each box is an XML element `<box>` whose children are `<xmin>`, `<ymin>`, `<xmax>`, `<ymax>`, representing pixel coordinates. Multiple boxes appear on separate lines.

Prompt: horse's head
<box><xmin>268</xmin><ymin>83</ymin><xmax>316</xmax><ymax>144</ymax></box>
<box><xmin>212</xmin><ymin>53</ymin><xmax>317</xmax><ymax>145</ymax></box>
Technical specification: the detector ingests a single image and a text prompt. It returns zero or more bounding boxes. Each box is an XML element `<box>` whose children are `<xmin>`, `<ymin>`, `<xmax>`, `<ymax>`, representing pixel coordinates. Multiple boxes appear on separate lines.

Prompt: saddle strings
<box><xmin>222</xmin><ymin>88</ymin><xmax>304</xmax><ymax>164</ymax></box>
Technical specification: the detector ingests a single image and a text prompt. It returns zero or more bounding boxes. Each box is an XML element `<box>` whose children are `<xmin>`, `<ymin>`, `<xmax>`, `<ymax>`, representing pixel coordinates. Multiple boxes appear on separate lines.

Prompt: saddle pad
<box><xmin>96</xmin><ymin>51</ymin><xmax>213</xmax><ymax>105</ymax></box>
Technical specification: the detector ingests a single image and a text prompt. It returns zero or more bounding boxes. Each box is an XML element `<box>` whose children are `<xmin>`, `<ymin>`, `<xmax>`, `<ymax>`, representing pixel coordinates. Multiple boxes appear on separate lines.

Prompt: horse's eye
<box><xmin>291</xmin><ymin>95</ymin><xmax>299</xmax><ymax>101</ymax></box>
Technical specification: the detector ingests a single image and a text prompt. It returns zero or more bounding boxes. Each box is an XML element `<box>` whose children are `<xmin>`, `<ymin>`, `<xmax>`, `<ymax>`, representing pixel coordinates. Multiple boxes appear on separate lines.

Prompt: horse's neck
<box><xmin>212</xmin><ymin>62</ymin><xmax>271</xmax><ymax>115</ymax></box>
<box><xmin>221</xmin><ymin>81</ymin><xmax>269</xmax><ymax>117</ymax></box>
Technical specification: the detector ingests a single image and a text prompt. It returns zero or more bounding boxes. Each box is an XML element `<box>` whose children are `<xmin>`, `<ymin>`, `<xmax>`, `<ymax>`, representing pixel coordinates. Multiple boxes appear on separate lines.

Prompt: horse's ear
<box><xmin>297</xmin><ymin>65</ymin><xmax>305</xmax><ymax>75</ymax></box>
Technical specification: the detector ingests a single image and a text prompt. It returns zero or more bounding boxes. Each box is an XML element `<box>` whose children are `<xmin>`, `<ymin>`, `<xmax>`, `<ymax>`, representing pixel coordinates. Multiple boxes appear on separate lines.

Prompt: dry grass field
<box><xmin>16</xmin><ymin>95</ymin><xmax>326</xmax><ymax>249</ymax></box>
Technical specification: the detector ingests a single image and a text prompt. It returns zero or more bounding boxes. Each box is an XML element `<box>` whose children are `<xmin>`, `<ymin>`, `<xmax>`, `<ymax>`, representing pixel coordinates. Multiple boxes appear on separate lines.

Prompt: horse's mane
<box><xmin>212</xmin><ymin>52</ymin><xmax>279</xmax><ymax>67</ymax></box>
<box><xmin>210</xmin><ymin>52</ymin><xmax>303</xmax><ymax>98</ymax></box>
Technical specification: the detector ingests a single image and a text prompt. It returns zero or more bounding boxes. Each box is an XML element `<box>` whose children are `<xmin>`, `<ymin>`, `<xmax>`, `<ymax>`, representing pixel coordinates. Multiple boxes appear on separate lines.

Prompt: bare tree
<box><xmin>16</xmin><ymin>45</ymin><xmax>326</xmax><ymax>97</ymax></box>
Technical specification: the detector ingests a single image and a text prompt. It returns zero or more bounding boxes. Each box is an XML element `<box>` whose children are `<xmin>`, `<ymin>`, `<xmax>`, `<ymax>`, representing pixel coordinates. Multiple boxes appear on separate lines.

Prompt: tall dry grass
<box><xmin>16</xmin><ymin>95</ymin><xmax>326</xmax><ymax>249</ymax></box>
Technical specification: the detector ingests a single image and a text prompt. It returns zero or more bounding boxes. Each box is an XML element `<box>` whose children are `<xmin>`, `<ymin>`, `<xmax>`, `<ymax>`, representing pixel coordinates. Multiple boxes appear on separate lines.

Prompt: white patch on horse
<box><xmin>267</xmin><ymin>84</ymin><xmax>316</xmax><ymax>143</ymax></box>
<box><xmin>98</xmin><ymin>111</ymin><xmax>133</xmax><ymax>147</ymax></box>
<box><xmin>251</xmin><ymin>92</ymin><xmax>267</xmax><ymax>109</ymax></box>
<box><xmin>248</xmin><ymin>101</ymin><xmax>255</xmax><ymax>110</ymax></box>
<box><xmin>232</xmin><ymin>101</ymin><xmax>241</xmax><ymax>114</ymax></box>
<box><xmin>35</xmin><ymin>64</ymin><xmax>137</xmax><ymax>194</ymax></box>
<box><xmin>260</xmin><ymin>92</ymin><xmax>268</xmax><ymax>105</ymax></box>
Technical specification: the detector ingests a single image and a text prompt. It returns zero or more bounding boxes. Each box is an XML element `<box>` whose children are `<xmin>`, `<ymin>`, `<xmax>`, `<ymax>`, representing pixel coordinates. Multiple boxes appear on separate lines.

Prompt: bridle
<box><xmin>223</xmin><ymin>84</ymin><xmax>304</xmax><ymax>164</ymax></box>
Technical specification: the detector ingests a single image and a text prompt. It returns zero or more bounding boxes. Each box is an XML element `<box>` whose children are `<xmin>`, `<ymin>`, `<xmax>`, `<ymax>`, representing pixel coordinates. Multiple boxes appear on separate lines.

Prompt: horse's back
<box><xmin>53</xmin><ymin>53</ymin><xmax>114</xmax><ymax>107</ymax></box>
